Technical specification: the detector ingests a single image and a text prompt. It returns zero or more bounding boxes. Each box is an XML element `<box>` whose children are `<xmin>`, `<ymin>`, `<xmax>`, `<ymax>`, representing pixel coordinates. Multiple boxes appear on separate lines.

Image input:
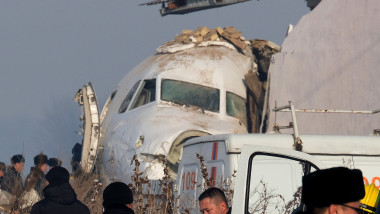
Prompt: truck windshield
<box><xmin>226</xmin><ymin>92</ymin><xmax>247</xmax><ymax>124</ymax></box>
<box><xmin>161</xmin><ymin>79</ymin><xmax>220</xmax><ymax>112</ymax></box>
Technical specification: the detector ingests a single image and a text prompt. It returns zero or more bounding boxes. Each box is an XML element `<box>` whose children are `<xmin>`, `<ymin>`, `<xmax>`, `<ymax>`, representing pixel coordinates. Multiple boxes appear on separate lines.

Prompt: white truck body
<box><xmin>175</xmin><ymin>133</ymin><xmax>380</xmax><ymax>213</ymax></box>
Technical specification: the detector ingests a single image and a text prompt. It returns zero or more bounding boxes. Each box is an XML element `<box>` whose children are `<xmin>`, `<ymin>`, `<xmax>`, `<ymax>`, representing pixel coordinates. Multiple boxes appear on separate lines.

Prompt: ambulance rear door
<box><xmin>232</xmin><ymin>145</ymin><xmax>325</xmax><ymax>214</ymax></box>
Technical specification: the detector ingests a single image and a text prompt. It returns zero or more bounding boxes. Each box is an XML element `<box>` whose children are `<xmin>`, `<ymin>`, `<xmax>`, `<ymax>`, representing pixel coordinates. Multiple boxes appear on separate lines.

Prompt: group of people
<box><xmin>0</xmin><ymin>152</ymin><xmax>375</xmax><ymax>214</ymax></box>
<box><xmin>0</xmin><ymin>154</ymin><xmax>62</xmax><ymax>197</ymax></box>
<box><xmin>0</xmin><ymin>152</ymin><xmax>134</xmax><ymax>214</ymax></box>
<box><xmin>0</xmin><ymin>153</ymin><xmax>62</xmax><ymax>211</ymax></box>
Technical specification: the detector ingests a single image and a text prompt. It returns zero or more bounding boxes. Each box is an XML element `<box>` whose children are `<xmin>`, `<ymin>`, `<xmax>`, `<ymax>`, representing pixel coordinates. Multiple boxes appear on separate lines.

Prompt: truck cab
<box><xmin>175</xmin><ymin>133</ymin><xmax>380</xmax><ymax>213</ymax></box>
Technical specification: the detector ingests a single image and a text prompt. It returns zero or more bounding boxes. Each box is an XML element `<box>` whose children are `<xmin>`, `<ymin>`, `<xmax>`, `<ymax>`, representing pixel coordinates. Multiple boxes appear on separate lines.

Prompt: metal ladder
<box><xmin>272</xmin><ymin>101</ymin><xmax>380</xmax><ymax>151</ymax></box>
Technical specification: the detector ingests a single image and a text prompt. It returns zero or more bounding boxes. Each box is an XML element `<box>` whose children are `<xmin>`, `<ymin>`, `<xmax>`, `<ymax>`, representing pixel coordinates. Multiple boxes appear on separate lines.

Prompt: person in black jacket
<box><xmin>295</xmin><ymin>167</ymin><xmax>365</xmax><ymax>214</ymax></box>
<box><xmin>71</xmin><ymin>142</ymin><xmax>82</xmax><ymax>175</ymax></box>
<box><xmin>30</xmin><ymin>166</ymin><xmax>90</xmax><ymax>214</ymax></box>
<box><xmin>102</xmin><ymin>182</ymin><xmax>134</xmax><ymax>214</ymax></box>
<box><xmin>47</xmin><ymin>158</ymin><xmax>62</xmax><ymax>170</ymax></box>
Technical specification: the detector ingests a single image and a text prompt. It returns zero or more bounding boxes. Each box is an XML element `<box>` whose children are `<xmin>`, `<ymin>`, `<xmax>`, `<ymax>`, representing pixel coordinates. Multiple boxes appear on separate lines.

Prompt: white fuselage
<box><xmin>98</xmin><ymin>45</ymin><xmax>252</xmax><ymax>183</ymax></box>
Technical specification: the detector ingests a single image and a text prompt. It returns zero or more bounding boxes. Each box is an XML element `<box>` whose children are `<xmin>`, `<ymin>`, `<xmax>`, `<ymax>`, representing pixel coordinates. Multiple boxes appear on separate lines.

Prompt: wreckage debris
<box><xmin>158</xmin><ymin>26</ymin><xmax>280</xmax><ymax>57</ymax></box>
<box><xmin>157</xmin><ymin>26</ymin><xmax>281</xmax><ymax>133</ymax></box>
<box><xmin>157</xmin><ymin>26</ymin><xmax>280</xmax><ymax>79</ymax></box>
<box><xmin>160</xmin><ymin>26</ymin><xmax>248</xmax><ymax>53</ymax></box>
<box><xmin>157</xmin><ymin>26</ymin><xmax>280</xmax><ymax>83</ymax></box>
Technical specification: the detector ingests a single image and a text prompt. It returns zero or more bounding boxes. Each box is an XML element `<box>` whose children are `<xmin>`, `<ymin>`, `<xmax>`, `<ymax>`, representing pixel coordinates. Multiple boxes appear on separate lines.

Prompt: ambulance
<box><xmin>175</xmin><ymin>104</ymin><xmax>380</xmax><ymax>213</ymax></box>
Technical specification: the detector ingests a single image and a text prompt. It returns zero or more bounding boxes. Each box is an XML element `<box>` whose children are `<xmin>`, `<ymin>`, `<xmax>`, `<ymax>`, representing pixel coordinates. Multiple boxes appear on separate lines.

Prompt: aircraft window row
<box><xmin>226</xmin><ymin>92</ymin><xmax>247</xmax><ymax>124</ymax></box>
<box><xmin>161</xmin><ymin>79</ymin><xmax>220</xmax><ymax>112</ymax></box>
<box><xmin>118</xmin><ymin>80</ymin><xmax>141</xmax><ymax>114</ymax></box>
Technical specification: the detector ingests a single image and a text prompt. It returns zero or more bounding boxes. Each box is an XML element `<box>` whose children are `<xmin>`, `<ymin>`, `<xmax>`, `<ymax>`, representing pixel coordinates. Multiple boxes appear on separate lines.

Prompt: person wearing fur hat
<box><xmin>1</xmin><ymin>154</ymin><xmax>25</xmax><ymax>196</ymax></box>
<box><xmin>297</xmin><ymin>167</ymin><xmax>365</xmax><ymax>214</ymax></box>
<box><xmin>30</xmin><ymin>166</ymin><xmax>90</xmax><ymax>214</ymax></box>
<box><xmin>103</xmin><ymin>182</ymin><xmax>134</xmax><ymax>214</ymax></box>
<box><xmin>24</xmin><ymin>153</ymin><xmax>49</xmax><ymax>198</ymax></box>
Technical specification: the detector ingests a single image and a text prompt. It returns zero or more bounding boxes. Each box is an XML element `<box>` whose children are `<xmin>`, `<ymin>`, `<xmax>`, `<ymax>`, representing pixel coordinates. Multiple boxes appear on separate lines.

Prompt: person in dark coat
<box><xmin>47</xmin><ymin>158</ymin><xmax>62</xmax><ymax>170</ymax></box>
<box><xmin>1</xmin><ymin>154</ymin><xmax>25</xmax><ymax>196</ymax></box>
<box><xmin>295</xmin><ymin>167</ymin><xmax>365</xmax><ymax>214</ymax></box>
<box><xmin>71</xmin><ymin>142</ymin><xmax>82</xmax><ymax>174</ymax></box>
<box><xmin>24</xmin><ymin>153</ymin><xmax>48</xmax><ymax>198</ymax></box>
<box><xmin>102</xmin><ymin>182</ymin><xmax>134</xmax><ymax>214</ymax></box>
<box><xmin>30</xmin><ymin>166</ymin><xmax>90</xmax><ymax>214</ymax></box>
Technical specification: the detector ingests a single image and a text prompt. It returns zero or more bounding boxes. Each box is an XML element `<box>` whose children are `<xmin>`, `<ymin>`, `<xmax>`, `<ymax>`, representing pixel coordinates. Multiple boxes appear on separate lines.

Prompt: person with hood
<box><xmin>1</xmin><ymin>154</ymin><xmax>25</xmax><ymax>196</ymax></box>
<box><xmin>102</xmin><ymin>182</ymin><xmax>134</xmax><ymax>214</ymax></box>
<box><xmin>24</xmin><ymin>153</ymin><xmax>48</xmax><ymax>198</ymax></box>
<box><xmin>30</xmin><ymin>166</ymin><xmax>90</xmax><ymax>214</ymax></box>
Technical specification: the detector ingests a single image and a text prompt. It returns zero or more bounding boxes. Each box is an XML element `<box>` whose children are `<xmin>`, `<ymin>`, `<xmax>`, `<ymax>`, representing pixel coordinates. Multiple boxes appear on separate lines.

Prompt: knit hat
<box><xmin>103</xmin><ymin>182</ymin><xmax>133</xmax><ymax>209</ymax></box>
<box><xmin>34</xmin><ymin>154</ymin><xmax>48</xmax><ymax>166</ymax></box>
<box><xmin>302</xmin><ymin>167</ymin><xmax>365</xmax><ymax>208</ymax></box>
<box><xmin>46</xmin><ymin>166</ymin><xmax>70</xmax><ymax>186</ymax></box>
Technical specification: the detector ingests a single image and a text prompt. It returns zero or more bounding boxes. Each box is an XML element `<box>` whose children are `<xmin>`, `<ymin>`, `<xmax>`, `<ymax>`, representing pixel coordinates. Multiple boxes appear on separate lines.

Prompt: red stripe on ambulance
<box><xmin>210</xmin><ymin>142</ymin><xmax>219</xmax><ymax>186</ymax></box>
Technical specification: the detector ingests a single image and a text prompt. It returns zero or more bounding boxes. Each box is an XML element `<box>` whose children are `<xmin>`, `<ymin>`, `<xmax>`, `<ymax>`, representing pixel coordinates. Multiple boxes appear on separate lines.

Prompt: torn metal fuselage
<box><xmin>77</xmin><ymin>44</ymin><xmax>253</xmax><ymax>183</ymax></box>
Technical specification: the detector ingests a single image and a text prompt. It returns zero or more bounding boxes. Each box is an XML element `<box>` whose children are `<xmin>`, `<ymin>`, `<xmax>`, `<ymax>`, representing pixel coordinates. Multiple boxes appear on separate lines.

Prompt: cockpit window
<box><xmin>118</xmin><ymin>80</ymin><xmax>141</xmax><ymax>114</ymax></box>
<box><xmin>130</xmin><ymin>79</ymin><xmax>156</xmax><ymax>110</ymax></box>
<box><xmin>161</xmin><ymin>79</ymin><xmax>220</xmax><ymax>112</ymax></box>
<box><xmin>226</xmin><ymin>92</ymin><xmax>247</xmax><ymax>124</ymax></box>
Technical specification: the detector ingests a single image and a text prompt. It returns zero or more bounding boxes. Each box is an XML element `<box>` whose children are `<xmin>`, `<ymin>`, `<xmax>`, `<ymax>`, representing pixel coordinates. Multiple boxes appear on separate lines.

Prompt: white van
<box><xmin>175</xmin><ymin>133</ymin><xmax>380</xmax><ymax>213</ymax></box>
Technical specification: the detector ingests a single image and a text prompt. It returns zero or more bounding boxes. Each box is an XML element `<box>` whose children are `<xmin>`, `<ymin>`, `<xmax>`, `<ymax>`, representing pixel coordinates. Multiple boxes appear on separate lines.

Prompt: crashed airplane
<box><xmin>75</xmin><ymin>0</ymin><xmax>380</xmax><ymax>184</ymax></box>
<box><xmin>74</xmin><ymin>26</ymin><xmax>280</xmax><ymax>183</ymax></box>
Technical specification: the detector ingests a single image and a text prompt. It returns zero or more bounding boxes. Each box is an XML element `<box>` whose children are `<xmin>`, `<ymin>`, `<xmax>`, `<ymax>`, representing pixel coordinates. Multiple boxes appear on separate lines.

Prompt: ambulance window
<box><xmin>226</xmin><ymin>92</ymin><xmax>247</xmax><ymax>124</ymax></box>
<box><xmin>118</xmin><ymin>80</ymin><xmax>141</xmax><ymax>114</ymax></box>
<box><xmin>130</xmin><ymin>79</ymin><xmax>156</xmax><ymax>110</ymax></box>
<box><xmin>245</xmin><ymin>153</ymin><xmax>318</xmax><ymax>214</ymax></box>
<box><xmin>161</xmin><ymin>79</ymin><xmax>220</xmax><ymax>112</ymax></box>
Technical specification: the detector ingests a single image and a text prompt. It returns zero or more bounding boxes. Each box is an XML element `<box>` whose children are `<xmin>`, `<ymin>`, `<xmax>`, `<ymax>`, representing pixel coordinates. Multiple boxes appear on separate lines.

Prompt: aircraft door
<box><xmin>74</xmin><ymin>82</ymin><xmax>100</xmax><ymax>173</ymax></box>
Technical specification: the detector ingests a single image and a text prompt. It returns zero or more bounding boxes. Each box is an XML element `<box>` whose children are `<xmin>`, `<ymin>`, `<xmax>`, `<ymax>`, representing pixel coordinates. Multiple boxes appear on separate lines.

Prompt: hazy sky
<box><xmin>0</xmin><ymin>0</ymin><xmax>309</xmax><ymax>172</ymax></box>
